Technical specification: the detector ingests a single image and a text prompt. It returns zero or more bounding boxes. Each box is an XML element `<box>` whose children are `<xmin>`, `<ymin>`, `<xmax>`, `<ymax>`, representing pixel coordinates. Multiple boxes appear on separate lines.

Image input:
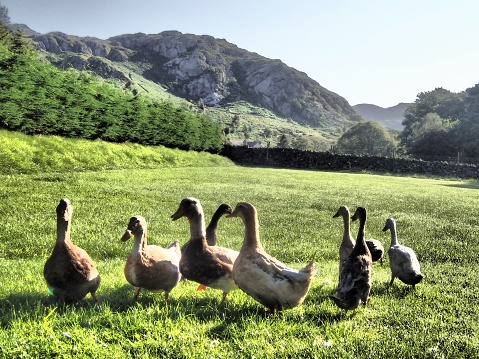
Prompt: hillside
<box><xmin>12</xmin><ymin>24</ymin><xmax>359</xmax><ymax>145</ymax></box>
<box><xmin>353</xmin><ymin>103</ymin><xmax>412</xmax><ymax>130</ymax></box>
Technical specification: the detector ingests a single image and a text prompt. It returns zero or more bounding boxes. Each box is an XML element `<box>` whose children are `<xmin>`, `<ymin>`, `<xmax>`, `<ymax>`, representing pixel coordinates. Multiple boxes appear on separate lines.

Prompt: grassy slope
<box><xmin>0</xmin><ymin>132</ymin><xmax>478</xmax><ymax>358</ymax></box>
<box><xmin>114</xmin><ymin>62</ymin><xmax>338</xmax><ymax>147</ymax></box>
<box><xmin>0</xmin><ymin>130</ymin><xmax>234</xmax><ymax>174</ymax></box>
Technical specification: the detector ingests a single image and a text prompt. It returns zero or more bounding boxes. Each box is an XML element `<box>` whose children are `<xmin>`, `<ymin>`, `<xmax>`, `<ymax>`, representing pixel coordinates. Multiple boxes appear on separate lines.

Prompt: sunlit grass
<box><xmin>0</xmin><ymin>148</ymin><xmax>478</xmax><ymax>357</ymax></box>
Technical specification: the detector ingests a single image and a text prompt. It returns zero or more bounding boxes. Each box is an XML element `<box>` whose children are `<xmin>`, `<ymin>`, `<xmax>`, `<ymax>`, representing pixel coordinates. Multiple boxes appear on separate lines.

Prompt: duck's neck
<box><xmin>205</xmin><ymin>212</ymin><xmax>221</xmax><ymax>244</ymax></box>
<box><xmin>189</xmin><ymin>212</ymin><xmax>206</xmax><ymax>239</ymax></box>
<box><xmin>241</xmin><ymin>210</ymin><xmax>263</xmax><ymax>251</ymax></box>
<box><xmin>389</xmin><ymin>224</ymin><xmax>399</xmax><ymax>246</ymax></box>
<box><xmin>354</xmin><ymin>215</ymin><xmax>369</xmax><ymax>255</ymax></box>
<box><xmin>56</xmin><ymin>219</ymin><xmax>72</xmax><ymax>246</ymax></box>
<box><xmin>341</xmin><ymin>213</ymin><xmax>353</xmax><ymax>243</ymax></box>
<box><xmin>132</xmin><ymin>229</ymin><xmax>146</xmax><ymax>254</ymax></box>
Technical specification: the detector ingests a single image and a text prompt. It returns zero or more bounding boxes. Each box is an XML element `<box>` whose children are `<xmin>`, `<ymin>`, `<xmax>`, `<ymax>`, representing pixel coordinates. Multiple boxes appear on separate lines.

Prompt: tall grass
<box><xmin>0</xmin><ymin>130</ymin><xmax>234</xmax><ymax>174</ymax></box>
<box><xmin>0</xmin><ymin>132</ymin><xmax>478</xmax><ymax>358</ymax></box>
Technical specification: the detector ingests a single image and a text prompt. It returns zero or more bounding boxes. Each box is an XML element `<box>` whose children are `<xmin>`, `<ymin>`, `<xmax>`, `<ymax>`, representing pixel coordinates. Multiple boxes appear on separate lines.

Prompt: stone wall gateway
<box><xmin>220</xmin><ymin>146</ymin><xmax>479</xmax><ymax>179</ymax></box>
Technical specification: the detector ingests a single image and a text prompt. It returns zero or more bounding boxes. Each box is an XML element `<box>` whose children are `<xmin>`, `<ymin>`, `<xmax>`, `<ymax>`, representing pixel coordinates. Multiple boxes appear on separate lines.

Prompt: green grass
<box><xmin>0</xmin><ymin>130</ymin><xmax>234</xmax><ymax>174</ymax></box>
<box><xmin>0</xmin><ymin>134</ymin><xmax>478</xmax><ymax>358</ymax></box>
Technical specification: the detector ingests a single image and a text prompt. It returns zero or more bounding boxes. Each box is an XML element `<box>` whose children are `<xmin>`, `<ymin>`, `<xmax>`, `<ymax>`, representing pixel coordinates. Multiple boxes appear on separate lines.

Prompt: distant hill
<box><xmin>13</xmin><ymin>25</ymin><xmax>358</xmax><ymax>135</ymax></box>
<box><xmin>353</xmin><ymin>103</ymin><xmax>413</xmax><ymax>131</ymax></box>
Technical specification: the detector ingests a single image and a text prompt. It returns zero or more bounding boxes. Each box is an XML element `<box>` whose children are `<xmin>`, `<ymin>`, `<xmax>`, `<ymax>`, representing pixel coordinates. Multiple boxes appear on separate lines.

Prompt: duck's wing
<box><xmin>208</xmin><ymin>246</ymin><xmax>239</xmax><ymax>266</ymax></box>
<box><xmin>337</xmin><ymin>255</ymin><xmax>371</xmax><ymax>294</ymax></box>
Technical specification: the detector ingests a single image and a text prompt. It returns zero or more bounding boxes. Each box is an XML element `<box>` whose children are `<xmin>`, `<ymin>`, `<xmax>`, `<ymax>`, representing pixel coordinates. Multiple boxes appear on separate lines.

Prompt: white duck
<box><xmin>227</xmin><ymin>202</ymin><xmax>317</xmax><ymax>312</ymax></box>
<box><xmin>330</xmin><ymin>206</ymin><xmax>372</xmax><ymax>311</ymax></box>
<box><xmin>44</xmin><ymin>198</ymin><xmax>101</xmax><ymax>304</ymax></box>
<box><xmin>121</xmin><ymin>215</ymin><xmax>181</xmax><ymax>302</ymax></box>
<box><xmin>171</xmin><ymin>197</ymin><xmax>239</xmax><ymax>304</ymax></box>
<box><xmin>383</xmin><ymin>218</ymin><xmax>424</xmax><ymax>290</ymax></box>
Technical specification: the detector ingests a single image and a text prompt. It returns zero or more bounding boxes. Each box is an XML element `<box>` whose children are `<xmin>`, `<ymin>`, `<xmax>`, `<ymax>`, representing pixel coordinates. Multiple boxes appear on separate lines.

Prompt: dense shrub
<box><xmin>0</xmin><ymin>23</ymin><xmax>223</xmax><ymax>152</ymax></box>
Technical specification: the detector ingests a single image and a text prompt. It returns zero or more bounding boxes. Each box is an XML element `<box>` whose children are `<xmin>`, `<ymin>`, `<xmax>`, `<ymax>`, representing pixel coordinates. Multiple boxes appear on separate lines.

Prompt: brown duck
<box><xmin>171</xmin><ymin>197</ymin><xmax>239</xmax><ymax>304</ymax></box>
<box><xmin>330</xmin><ymin>206</ymin><xmax>372</xmax><ymax>311</ymax></box>
<box><xmin>44</xmin><ymin>198</ymin><xmax>100</xmax><ymax>304</ymax></box>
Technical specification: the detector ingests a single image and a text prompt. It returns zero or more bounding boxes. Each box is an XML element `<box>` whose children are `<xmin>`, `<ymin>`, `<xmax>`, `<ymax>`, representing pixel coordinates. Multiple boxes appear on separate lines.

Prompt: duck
<box><xmin>227</xmin><ymin>202</ymin><xmax>317</xmax><ymax>312</ymax></box>
<box><xmin>121</xmin><ymin>215</ymin><xmax>181</xmax><ymax>302</ymax></box>
<box><xmin>43</xmin><ymin>198</ymin><xmax>101</xmax><ymax>304</ymax></box>
<box><xmin>171</xmin><ymin>197</ymin><xmax>239</xmax><ymax>304</ymax></box>
<box><xmin>330</xmin><ymin>206</ymin><xmax>372</xmax><ymax>311</ymax></box>
<box><xmin>206</xmin><ymin>204</ymin><xmax>233</xmax><ymax>246</ymax></box>
<box><xmin>383</xmin><ymin>217</ymin><xmax>424</xmax><ymax>290</ymax></box>
<box><xmin>333</xmin><ymin>205</ymin><xmax>384</xmax><ymax>269</ymax></box>
<box><xmin>181</xmin><ymin>203</ymin><xmax>232</xmax><ymax>253</ymax></box>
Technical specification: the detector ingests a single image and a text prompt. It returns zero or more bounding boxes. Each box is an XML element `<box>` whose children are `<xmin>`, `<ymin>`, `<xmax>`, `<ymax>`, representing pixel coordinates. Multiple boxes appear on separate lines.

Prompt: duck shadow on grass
<box><xmin>1</xmin><ymin>281</ymin><xmax>381</xmax><ymax>328</ymax></box>
<box><xmin>370</xmin><ymin>281</ymin><xmax>420</xmax><ymax>300</ymax></box>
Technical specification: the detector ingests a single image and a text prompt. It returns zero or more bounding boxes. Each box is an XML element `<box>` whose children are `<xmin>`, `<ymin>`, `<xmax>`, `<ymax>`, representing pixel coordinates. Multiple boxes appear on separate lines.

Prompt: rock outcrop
<box><xmin>19</xmin><ymin>26</ymin><xmax>357</xmax><ymax>129</ymax></box>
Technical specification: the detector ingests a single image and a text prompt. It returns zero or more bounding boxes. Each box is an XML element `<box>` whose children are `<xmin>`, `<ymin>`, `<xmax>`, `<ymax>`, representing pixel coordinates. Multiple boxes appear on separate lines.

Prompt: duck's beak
<box><xmin>382</xmin><ymin>226</ymin><xmax>388</xmax><ymax>232</ymax></box>
<box><xmin>333</xmin><ymin>211</ymin><xmax>340</xmax><ymax>218</ymax></box>
<box><xmin>171</xmin><ymin>207</ymin><xmax>184</xmax><ymax>221</ymax></box>
<box><xmin>226</xmin><ymin>210</ymin><xmax>237</xmax><ymax>218</ymax></box>
<box><xmin>121</xmin><ymin>229</ymin><xmax>133</xmax><ymax>242</ymax></box>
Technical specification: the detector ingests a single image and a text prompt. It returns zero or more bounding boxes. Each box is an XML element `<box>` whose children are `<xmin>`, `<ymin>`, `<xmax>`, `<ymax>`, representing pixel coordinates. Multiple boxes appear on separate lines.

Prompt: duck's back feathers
<box><xmin>366</xmin><ymin>238</ymin><xmax>385</xmax><ymax>264</ymax></box>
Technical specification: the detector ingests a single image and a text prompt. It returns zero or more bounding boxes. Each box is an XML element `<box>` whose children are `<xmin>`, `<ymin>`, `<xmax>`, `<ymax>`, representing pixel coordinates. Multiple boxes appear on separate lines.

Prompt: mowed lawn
<box><xmin>0</xmin><ymin>165</ymin><xmax>478</xmax><ymax>358</ymax></box>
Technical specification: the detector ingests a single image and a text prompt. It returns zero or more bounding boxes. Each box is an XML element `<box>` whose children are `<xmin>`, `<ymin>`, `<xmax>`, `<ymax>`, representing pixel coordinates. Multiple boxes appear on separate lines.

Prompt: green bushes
<box><xmin>0</xmin><ymin>23</ymin><xmax>223</xmax><ymax>152</ymax></box>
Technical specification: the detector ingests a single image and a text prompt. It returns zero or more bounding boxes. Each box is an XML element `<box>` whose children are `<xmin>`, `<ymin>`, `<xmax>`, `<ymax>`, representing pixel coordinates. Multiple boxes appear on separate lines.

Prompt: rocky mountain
<box><xmin>353</xmin><ymin>103</ymin><xmax>413</xmax><ymax>131</ymax></box>
<box><xmin>15</xmin><ymin>25</ymin><xmax>357</xmax><ymax>132</ymax></box>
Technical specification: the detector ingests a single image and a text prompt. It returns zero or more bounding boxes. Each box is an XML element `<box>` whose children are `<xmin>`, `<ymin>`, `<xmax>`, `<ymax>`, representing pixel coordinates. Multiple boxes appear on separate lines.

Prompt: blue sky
<box><xmin>2</xmin><ymin>0</ymin><xmax>478</xmax><ymax>107</ymax></box>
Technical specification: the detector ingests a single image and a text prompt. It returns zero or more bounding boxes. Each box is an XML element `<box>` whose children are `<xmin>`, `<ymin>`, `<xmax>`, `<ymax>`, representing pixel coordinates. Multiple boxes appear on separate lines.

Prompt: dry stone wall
<box><xmin>221</xmin><ymin>146</ymin><xmax>479</xmax><ymax>179</ymax></box>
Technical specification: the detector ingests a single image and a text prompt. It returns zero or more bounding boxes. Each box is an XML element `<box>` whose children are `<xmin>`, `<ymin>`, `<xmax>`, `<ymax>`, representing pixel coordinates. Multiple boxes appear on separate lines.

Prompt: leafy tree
<box><xmin>277</xmin><ymin>133</ymin><xmax>290</xmax><ymax>148</ymax></box>
<box><xmin>0</xmin><ymin>2</ymin><xmax>10</xmax><ymax>26</ymax></box>
<box><xmin>452</xmin><ymin>83</ymin><xmax>479</xmax><ymax>157</ymax></box>
<box><xmin>400</xmin><ymin>88</ymin><xmax>464</xmax><ymax>150</ymax></box>
<box><xmin>336</xmin><ymin>121</ymin><xmax>397</xmax><ymax>156</ymax></box>
<box><xmin>291</xmin><ymin>135</ymin><xmax>311</xmax><ymax>151</ymax></box>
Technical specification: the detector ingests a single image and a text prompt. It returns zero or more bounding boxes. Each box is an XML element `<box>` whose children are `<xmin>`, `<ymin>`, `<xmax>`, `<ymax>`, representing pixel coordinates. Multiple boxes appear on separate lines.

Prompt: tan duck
<box><xmin>227</xmin><ymin>202</ymin><xmax>317</xmax><ymax>312</ymax></box>
<box><xmin>121</xmin><ymin>215</ymin><xmax>181</xmax><ymax>302</ymax></box>
<box><xmin>330</xmin><ymin>206</ymin><xmax>372</xmax><ymax>311</ymax></box>
<box><xmin>333</xmin><ymin>205</ymin><xmax>384</xmax><ymax>269</ymax></box>
<box><xmin>171</xmin><ymin>197</ymin><xmax>239</xmax><ymax>304</ymax></box>
<box><xmin>44</xmin><ymin>198</ymin><xmax>100</xmax><ymax>304</ymax></box>
<box><xmin>383</xmin><ymin>218</ymin><xmax>424</xmax><ymax>290</ymax></box>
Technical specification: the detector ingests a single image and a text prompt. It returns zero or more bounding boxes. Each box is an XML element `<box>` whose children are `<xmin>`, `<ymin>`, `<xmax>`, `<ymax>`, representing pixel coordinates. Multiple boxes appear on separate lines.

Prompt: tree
<box><xmin>278</xmin><ymin>133</ymin><xmax>290</xmax><ymax>148</ymax></box>
<box><xmin>0</xmin><ymin>2</ymin><xmax>10</xmax><ymax>26</ymax></box>
<box><xmin>400</xmin><ymin>88</ymin><xmax>464</xmax><ymax>150</ymax></box>
<box><xmin>291</xmin><ymin>135</ymin><xmax>311</xmax><ymax>151</ymax></box>
<box><xmin>336</xmin><ymin>121</ymin><xmax>397</xmax><ymax>156</ymax></box>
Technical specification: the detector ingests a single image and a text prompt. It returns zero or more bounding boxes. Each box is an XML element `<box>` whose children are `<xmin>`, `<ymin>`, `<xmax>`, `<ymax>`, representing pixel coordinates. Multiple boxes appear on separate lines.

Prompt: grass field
<box><xmin>0</xmin><ymin>134</ymin><xmax>478</xmax><ymax>358</ymax></box>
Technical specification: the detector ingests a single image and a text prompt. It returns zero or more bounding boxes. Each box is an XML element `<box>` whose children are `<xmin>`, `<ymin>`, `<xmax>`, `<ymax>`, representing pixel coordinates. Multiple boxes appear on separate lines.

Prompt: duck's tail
<box><xmin>300</xmin><ymin>260</ymin><xmax>317</xmax><ymax>277</ymax></box>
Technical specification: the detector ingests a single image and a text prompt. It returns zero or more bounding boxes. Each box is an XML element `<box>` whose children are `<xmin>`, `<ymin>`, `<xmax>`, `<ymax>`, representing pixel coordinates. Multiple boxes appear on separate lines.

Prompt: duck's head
<box><xmin>351</xmin><ymin>206</ymin><xmax>367</xmax><ymax>222</ymax></box>
<box><xmin>121</xmin><ymin>215</ymin><xmax>147</xmax><ymax>241</ymax></box>
<box><xmin>218</xmin><ymin>203</ymin><xmax>233</xmax><ymax>216</ymax></box>
<box><xmin>333</xmin><ymin>205</ymin><xmax>349</xmax><ymax>218</ymax></box>
<box><xmin>171</xmin><ymin>197</ymin><xmax>204</xmax><ymax>221</ymax></box>
<box><xmin>382</xmin><ymin>218</ymin><xmax>396</xmax><ymax>232</ymax></box>
<box><xmin>56</xmin><ymin>198</ymin><xmax>73</xmax><ymax>223</ymax></box>
<box><xmin>227</xmin><ymin>202</ymin><xmax>256</xmax><ymax>220</ymax></box>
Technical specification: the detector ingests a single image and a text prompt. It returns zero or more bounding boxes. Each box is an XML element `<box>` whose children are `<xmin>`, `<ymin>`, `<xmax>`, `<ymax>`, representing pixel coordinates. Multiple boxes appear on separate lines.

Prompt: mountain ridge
<box><xmin>14</xmin><ymin>24</ymin><xmax>358</xmax><ymax>135</ymax></box>
<box><xmin>352</xmin><ymin>102</ymin><xmax>412</xmax><ymax>130</ymax></box>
